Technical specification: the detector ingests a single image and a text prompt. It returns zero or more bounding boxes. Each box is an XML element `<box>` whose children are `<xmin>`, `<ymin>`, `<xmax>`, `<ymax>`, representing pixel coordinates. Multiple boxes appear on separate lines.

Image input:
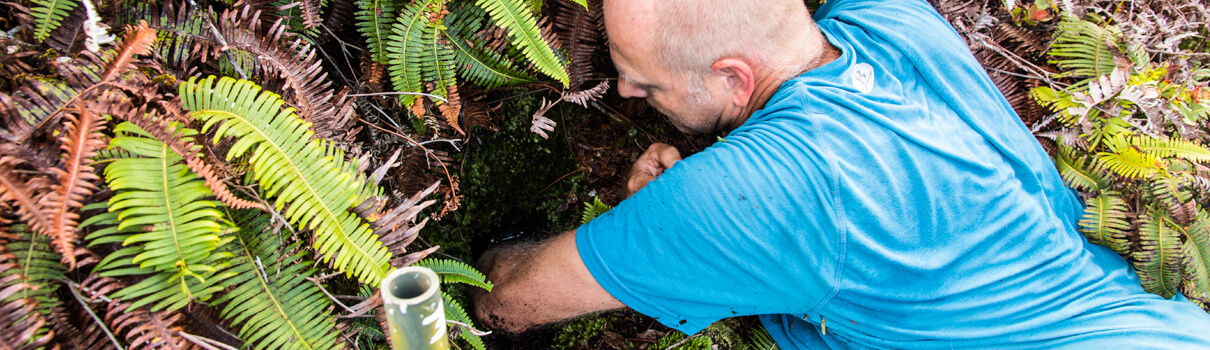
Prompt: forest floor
<box><xmin>408</xmin><ymin>84</ymin><xmax>765</xmax><ymax>349</ymax></box>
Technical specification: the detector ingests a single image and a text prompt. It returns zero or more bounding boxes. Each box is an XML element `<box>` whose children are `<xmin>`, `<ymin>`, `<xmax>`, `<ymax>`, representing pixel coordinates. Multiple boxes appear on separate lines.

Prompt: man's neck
<box><xmin>729</xmin><ymin>40</ymin><xmax>841</xmax><ymax>131</ymax></box>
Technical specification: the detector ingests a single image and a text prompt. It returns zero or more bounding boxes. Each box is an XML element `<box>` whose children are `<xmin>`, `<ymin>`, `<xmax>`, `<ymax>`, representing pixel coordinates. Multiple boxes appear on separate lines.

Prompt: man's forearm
<box><xmin>471</xmin><ymin>231</ymin><xmax>625</xmax><ymax>333</ymax></box>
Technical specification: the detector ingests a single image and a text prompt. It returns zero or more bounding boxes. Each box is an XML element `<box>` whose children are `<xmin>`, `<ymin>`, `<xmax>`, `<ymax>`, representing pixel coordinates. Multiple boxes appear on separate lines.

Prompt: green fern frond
<box><xmin>386</xmin><ymin>0</ymin><xmax>448</xmax><ymax>107</ymax></box>
<box><xmin>1183</xmin><ymin>212</ymin><xmax>1210</xmax><ymax>301</ymax></box>
<box><xmin>355</xmin><ymin>0</ymin><xmax>399</xmax><ymax>63</ymax></box>
<box><xmin>30</xmin><ymin>0</ymin><xmax>79</xmax><ymax>42</ymax></box>
<box><xmin>443</xmin><ymin>5</ymin><xmax>536</xmax><ymax>88</ymax></box>
<box><xmin>106</xmin><ymin>122</ymin><xmax>224</xmax><ymax>274</ymax></box>
<box><xmin>1097</xmin><ymin>148</ymin><xmax>1161</xmax><ymax>179</ymax></box>
<box><xmin>1054</xmin><ymin>147</ymin><xmax>1108</xmax><ymax>191</ymax></box>
<box><xmin>1134</xmin><ymin>213</ymin><xmax>1185</xmax><ymax>298</ymax></box>
<box><xmin>182</xmin><ymin>76</ymin><xmax>393</xmax><ymax>285</ymax></box>
<box><xmin>1133</xmin><ymin>136</ymin><xmax>1210</xmax><ymax>164</ymax></box>
<box><xmin>1078</xmin><ymin>193</ymin><xmax>1132</xmax><ymax>255</ymax></box>
<box><xmin>1049</xmin><ymin>15</ymin><xmax>1124</xmax><ymax>86</ymax></box>
<box><xmin>581</xmin><ymin>197</ymin><xmax>613</xmax><ymax>225</ymax></box>
<box><xmin>0</xmin><ymin>226</ymin><xmax>62</xmax><ymax>348</ymax></box>
<box><xmin>271</xmin><ymin>0</ymin><xmax>324</xmax><ymax>42</ymax></box>
<box><xmin>415</xmin><ymin>259</ymin><xmax>493</xmax><ymax>291</ymax></box>
<box><xmin>474</xmin><ymin>0</ymin><xmax>570</xmax><ymax>86</ymax></box>
<box><xmin>443</xmin><ymin>292</ymin><xmax>486</xmax><ymax>350</ymax></box>
<box><xmin>91</xmin><ymin>122</ymin><xmax>234</xmax><ymax>311</ymax></box>
<box><xmin>748</xmin><ymin>324</ymin><xmax>780</xmax><ymax>350</ymax></box>
<box><xmin>1150</xmin><ymin>176</ymin><xmax>1193</xmax><ymax>213</ymax></box>
<box><xmin>216</xmin><ymin>210</ymin><xmax>342</xmax><ymax>350</ymax></box>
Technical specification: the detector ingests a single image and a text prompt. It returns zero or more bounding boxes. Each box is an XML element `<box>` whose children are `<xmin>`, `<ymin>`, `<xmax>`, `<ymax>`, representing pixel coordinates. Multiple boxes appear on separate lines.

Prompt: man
<box><xmin>472</xmin><ymin>0</ymin><xmax>1210</xmax><ymax>348</ymax></box>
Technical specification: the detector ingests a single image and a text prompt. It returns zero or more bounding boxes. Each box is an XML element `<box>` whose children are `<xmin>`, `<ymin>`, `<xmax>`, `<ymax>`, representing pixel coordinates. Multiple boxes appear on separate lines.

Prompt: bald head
<box><xmin>605</xmin><ymin>0</ymin><xmax>821</xmax><ymax>79</ymax></box>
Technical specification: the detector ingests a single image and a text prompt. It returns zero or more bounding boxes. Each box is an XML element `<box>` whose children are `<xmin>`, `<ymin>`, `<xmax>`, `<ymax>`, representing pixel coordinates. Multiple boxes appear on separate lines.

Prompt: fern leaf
<box><xmin>299</xmin><ymin>0</ymin><xmax>325</xmax><ymax>28</ymax></box>
<box><xmin>580</xmin><ymin>196</ymin><xmax>613</xmax><ymax>224</ymax></box>
<box><xmin>1049</xmin><ymin>15</ymin><xmax>1124</xmax><ymax>86</ymax></box>
<box><xmin>1078</xmin><ymin>193</ymin><xmax>1132</xmax><ymax>255</ymax></box>
<box><xmin>475</xmin><ymin>0</ymin><xmax>570</xmax><ymax>86</ymax></box>
<box><xmin>182</xmin><ymin>76</ymin><xmax>393</xmax><ymax>285</ymax></box>
<box><xmin>386</xmin><ymin>0</ymin><xmax>450</xmax><ymax>107</ymax></box>
<box><xmin>1097</xmin><ymin>148</ymin><xmax>1160</xmax><ymax>179</ymax></box>
<box><xmin>443</xmin><ymin>292</ymin><xmax>486</xmax><ymax>350</ymax></box>
<box><xmin>1133</xmin><ymin>136</ymin><xmax>1210</xmax><ymax>164</ymax></box>
<box><xmin>91</xmin><ymin>122</ymin><xmax>233</xmax><ymax>311</ymax></box>
<box><xmin>355</xmin><ymin>0</ymin><xmax>398</xmax><ymax>63</ymax></box>
<box><xmin>1134</xmin><ymin>213</ymin><xmax>1185</xmax><ymax>298</ymax></box>
<box><xmin>443</xmin><ymin>4</ymin><xmax>536</xmax><ymax>88</ymax></box>
<box><xmin>43</xmin><ymin>100</ymin><xmax>106</xmax><ymax>269</ymax></box>
<box><xmin>216</xmin><ymin>10</ymin><xmax>354</xmax><ymax>141</ymax></box>
<box><xmin>1053</xmin><ymin>146</ymin><xmax>1107</xmax><ymax>191</ymax></box>
<box><xmin>102</xmin><ymin>21</ymin><xmax>156</xmax><ymax>83</ymax></box>
<box><xmin>444</xmin><ymin>28</ymin><xmax>537</xmax><ymax>88</ymax></box>
<box><xmin>0</xmin><ymin>156</ymin><xmax>54</xmax><ymax>238</ymax></box>
<box><xmin>423</xmin><ymin>16</ymin><xmax>458</xmax><ymax>101</ymax></box>
<box><xmin>415</xmin><ymin>259</ymin><xmax>493</xmax><ymax>291</ymax></box>
<box><xmin>29</xmin><ymin>0</ymin><xmax>79</xmax><ymax>42</ymax></box>
<box><xmin>1183</xmin><ymin>212</ymin><xmax>1210</xmax><ymax>302</ymax></box>
<box><xmin>0</xmin><ymin>224</ymin><xmax>59</xmax><ymax>350</ymax></box>
<box><xmin>111</xmin><ymin>102</ymin><xmax>263</xmax><ymax>210</ymax></box>
<box><xmin>216</xmin><ymin>210</ymin><xmax>342</xmax><ymax>350</ymax></box>
<box><xmin>748</xmin><ymin>324</ymin><xmax>780</xmax><ymax>350</ymax></box>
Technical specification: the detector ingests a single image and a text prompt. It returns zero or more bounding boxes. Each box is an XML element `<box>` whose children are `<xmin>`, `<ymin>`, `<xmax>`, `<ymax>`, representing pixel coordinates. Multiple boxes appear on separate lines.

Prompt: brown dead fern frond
<box><xmin>552</xmin><ymin>0</ymin><xmax>603</xmax><ymax>89</ymax></box>
<box><xmin>439</xmin><ymin>85</ymin><xmax>464</xmax><ymax>135</ymax></box>
<box><xmin>102</xmin><ymin>21</ymin><xmax>157</xmax><ymax>83</ymax></box>
<box><xmin>373</xmin><ymin>181</ymin><xmax>441</xmax><ymax>256</ymax></box>
<box><xmin>0</xmin><ymin>156</ymin><xmax>54</xmax><ymax>236</ymax></box>
<box><xmin>0</xmin><ymin>274</ymin><xmax>56</xmax><ymax>350</ymax></box>
<box><xmin>214</xmin><ymin>7</ymin><xmax>354</xmax><ymax>140</ymax></box>
<box><xmin>108</xmin><ymin>307</ymin><xmax>191</xmax><ymax>350</ymax></box>
<box><xmin>43</xmin><ymin>4</ymin><xmax>87</xmax><ymax>54</ymax></box>
<box><xmin>42</xmin><ymin>100</ymin><xmax>106</xmax><ymax>269</ymax></box>
<box><xmin>98</xmin><ymin>95</ymin><xmax>264</xmax><ymax>210</ymax></box>
<box><xmin>563</xmin><ymin>80</ymin><xmax>608</xmax><ymax>108</ymax></box>
<box><xmin>48</xmin><ymin>303</ymin><xmax>107</xmax><ymax>350</ymax></box>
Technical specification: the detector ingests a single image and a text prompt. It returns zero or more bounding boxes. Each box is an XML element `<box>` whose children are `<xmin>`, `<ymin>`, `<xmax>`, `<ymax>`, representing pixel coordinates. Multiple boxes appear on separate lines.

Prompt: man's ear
<box><xmin>710</xmin><ymin>58</ymin><xmax>756</xmax><ymax>108</ymax></box>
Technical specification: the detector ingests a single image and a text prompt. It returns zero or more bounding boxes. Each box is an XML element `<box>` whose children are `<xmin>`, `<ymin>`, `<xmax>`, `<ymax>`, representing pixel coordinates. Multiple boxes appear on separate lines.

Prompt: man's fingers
<box><xmin>652</xmin><ymin>144</ymin><xmax>683</xmax><ymax>169</ymax></box>
<box><xmin>626</xmin><ymin>173</ymin><xmax>655</xmax><ymax>198</ymax></box>
<box><xmin>624</xmin><ymin>143</ymin><xmax>682</xmax><ymax>198</ymax></box>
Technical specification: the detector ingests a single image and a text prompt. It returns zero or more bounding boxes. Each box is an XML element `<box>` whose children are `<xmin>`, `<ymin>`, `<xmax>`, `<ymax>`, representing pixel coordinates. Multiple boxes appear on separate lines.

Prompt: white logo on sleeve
<box><xmin>850</xmin><ymin>63</ymin><xmax>875</xmax><ymax>94</ymax></box>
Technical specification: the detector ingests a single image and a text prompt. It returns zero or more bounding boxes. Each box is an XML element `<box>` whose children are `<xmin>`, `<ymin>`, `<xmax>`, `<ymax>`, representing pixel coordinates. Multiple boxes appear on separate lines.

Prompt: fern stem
<box><xmin>445</xmin><ymin>319</ymin><xmax>492</xmax><ymax>336</ymax></box>
<box><xmin>306</xmin><ymin>276</ymin><xmax>356</xmax><ymax>314</ymax></box>
<box><xmin>64</xmin><ymin>279</ymin><xmax>125</xmax><ymax>350</ymax></box>
<box><xmin>185</xmin><ymin>0</ymin><xmax>246</xmax><ymax>80</ymax></box>
<box><xmin>179</xmin><ymin>331</ymin><xmax>239</xmax><ymax>350</ymax></box>
<box><xmin>346</xmin><ymin>91</ymin><xmax>449</xmax><ymax>103</ymax></box>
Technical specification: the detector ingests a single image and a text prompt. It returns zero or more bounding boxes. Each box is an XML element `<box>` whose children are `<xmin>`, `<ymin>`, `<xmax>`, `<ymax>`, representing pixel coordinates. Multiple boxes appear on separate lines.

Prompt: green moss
<box><xmin>649</xmin><ymin>318</ymin><xmax>750</xmax><ymax>350</ymax></box>
<box><xmin>421</xmin><ymin>92</ymin><xmax>588</xmax><ymax>262</ymax></box>
<box><xmin>553</xmin><ymin>314</ymin><xmax>619</xmax><ymax>350</ymax></box>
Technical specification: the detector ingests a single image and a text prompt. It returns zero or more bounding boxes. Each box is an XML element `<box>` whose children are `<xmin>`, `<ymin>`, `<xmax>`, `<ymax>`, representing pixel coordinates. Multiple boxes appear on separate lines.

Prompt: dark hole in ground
<box><xmin>413</xmin><ymin>86</ymin><xmax>776</xmax><ymax>349</ymax></box>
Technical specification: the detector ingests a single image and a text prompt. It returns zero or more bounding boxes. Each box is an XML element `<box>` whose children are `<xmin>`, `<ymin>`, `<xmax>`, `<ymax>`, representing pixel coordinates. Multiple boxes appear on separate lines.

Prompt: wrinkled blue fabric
<box><xmin>576</xmin><ymin>0</ymin><xmax>1210</xmax><ymax>348</ymax></box>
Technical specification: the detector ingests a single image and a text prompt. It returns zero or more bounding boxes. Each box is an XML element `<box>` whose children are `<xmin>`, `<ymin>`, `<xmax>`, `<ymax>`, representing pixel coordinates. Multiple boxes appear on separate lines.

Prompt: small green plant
<box><xmin>580</xmin><ymin>196</ymin><xmax>613</xmax><ymax>224</ymax></box>
<box><xmin>414</xmin><ymin>258</ymin><xmax>494</xmax><ymax>350</ymax></box>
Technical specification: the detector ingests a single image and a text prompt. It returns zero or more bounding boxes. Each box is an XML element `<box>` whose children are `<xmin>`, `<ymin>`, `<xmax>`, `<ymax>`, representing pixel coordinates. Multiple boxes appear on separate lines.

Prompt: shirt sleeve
<box><xmin>576</xmin><ymin>112</ymin><xmax>844</xmax><ymax>334</ymax></box>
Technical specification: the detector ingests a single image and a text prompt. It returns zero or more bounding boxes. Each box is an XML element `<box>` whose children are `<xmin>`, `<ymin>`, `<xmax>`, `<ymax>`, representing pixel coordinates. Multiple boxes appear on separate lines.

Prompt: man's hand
<box><xmin>625</xmin><ymin>143</ymin><xmax>682</xmax><ymax>198</ymax></box>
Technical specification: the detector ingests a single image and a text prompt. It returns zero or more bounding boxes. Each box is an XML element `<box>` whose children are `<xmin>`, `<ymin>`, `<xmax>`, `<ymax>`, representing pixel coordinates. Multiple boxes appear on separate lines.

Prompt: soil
<box><xmin>405</xmin><ymin>82</ymin><xmax>737</xmax><ymax>349</ymax></box>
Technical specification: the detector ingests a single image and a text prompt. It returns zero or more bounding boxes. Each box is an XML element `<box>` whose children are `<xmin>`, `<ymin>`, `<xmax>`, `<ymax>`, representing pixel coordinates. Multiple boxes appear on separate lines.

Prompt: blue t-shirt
<box><xmin>576</xmin><ymin>0</ymin><xmax>1210</xmax><ymax>348</ymax></box>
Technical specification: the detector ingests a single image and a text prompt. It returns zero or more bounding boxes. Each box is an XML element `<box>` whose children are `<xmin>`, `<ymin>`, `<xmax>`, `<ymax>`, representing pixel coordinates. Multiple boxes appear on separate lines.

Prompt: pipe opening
<box><xmin>387</xmin><ymin>270</ymin><xmax>435</xmax><ymax>300</ymax></box>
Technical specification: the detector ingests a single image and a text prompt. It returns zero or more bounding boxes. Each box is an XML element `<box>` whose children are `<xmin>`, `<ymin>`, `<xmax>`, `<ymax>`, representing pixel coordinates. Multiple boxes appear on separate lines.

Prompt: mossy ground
<box><xmin>407</xmin><ymin>90</ymin><xmax>767</xmax><ymax>349</ymax></box>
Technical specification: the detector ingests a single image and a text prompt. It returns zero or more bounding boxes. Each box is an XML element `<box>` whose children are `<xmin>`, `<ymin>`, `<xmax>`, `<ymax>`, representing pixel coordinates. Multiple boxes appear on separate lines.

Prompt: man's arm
<box><xmin>472</xmin><ymin>230</ymin><xmax>625</xmax><ymax>333</ymax></box>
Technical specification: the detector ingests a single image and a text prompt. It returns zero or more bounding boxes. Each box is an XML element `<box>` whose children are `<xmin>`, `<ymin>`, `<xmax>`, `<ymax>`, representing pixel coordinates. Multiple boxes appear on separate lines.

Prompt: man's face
<box><xmin>604</xmin><ymin>2</ymin><xmax>727</xmax><ymax>134</ymax></box>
